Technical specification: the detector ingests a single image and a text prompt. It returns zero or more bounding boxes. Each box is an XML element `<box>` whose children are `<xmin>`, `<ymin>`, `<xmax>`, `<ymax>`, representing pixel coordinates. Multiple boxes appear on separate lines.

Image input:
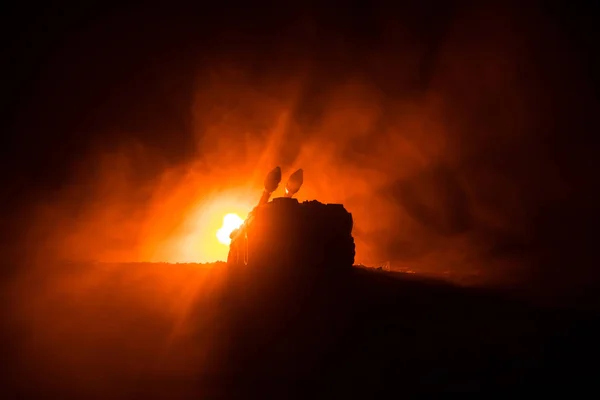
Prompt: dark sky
<box><xmin>3</xmin><ymin>2</ymin><xmax>596</xmax><ymax>196</ymax></box>
<box><xmin>2</xmin><ymin>2</ymin><xmax>599</xmax><ymax>294</ymax></box>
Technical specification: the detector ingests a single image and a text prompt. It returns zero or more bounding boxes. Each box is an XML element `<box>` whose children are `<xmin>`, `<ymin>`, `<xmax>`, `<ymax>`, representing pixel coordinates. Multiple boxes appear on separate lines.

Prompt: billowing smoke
<box><xmin>18</xmin><ymin>3</ymin><xmax>595</xmax><ymax>286</ymax></box>
<box><xmin>3</xmin><ymin>3</ymin><xmax>598</xmax><ymax>396</ymax></box>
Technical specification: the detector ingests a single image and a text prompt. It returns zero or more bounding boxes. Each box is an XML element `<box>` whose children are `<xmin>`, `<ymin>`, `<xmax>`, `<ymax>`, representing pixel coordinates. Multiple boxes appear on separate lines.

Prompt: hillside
<box><xmin>4</xmin><ymin>261</ymin><xmax>598</xmax><ymax>397</ymax></box>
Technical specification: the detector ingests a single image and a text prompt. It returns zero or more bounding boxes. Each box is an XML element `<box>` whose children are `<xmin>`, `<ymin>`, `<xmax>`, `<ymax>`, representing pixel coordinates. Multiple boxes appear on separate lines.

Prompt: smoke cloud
<box><xmin>16</xmin><ymin>3</ymin><xmax>593</xmax><ymax>285</ymax></box>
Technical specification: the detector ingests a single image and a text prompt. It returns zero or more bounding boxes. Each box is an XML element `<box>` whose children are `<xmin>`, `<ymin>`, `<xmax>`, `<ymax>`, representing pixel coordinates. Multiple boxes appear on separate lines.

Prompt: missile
<box><xmin>264</xmin><ymin>166</ymin><xmax>282</xmax><ymax>193</ymax></box>
<box><xmin>284</xmin><ymin>168</ymin><xmax>303</xmax><ymax>198</ymax></box>
<box><xmin>258</xmin><ymin>166</ymin><xmax>282</xmax><ymax>205</ymax></box>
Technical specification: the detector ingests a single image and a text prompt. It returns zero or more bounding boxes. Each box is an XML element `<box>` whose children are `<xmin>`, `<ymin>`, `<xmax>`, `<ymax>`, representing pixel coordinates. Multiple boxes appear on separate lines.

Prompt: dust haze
<box><xmin>3</xmin><ymin>3</ymin><xmax>598</xmax><ymax>397</ymax></box>
<box><xmin>19</xmin><ymin>4</ymin><xmax>593</xmax><ymax>281</ymax></box>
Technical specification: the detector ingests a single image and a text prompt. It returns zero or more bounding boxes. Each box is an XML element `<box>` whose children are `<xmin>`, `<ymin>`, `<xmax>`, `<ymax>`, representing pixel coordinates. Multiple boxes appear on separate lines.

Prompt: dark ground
<box><xmin>4</xmin><ymin>261</ymin><xmax>599</xmax><ymax>398</ymax></box>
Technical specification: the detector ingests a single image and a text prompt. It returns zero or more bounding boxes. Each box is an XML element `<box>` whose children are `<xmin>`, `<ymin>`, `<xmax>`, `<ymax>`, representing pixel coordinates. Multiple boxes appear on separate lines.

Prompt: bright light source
<box><xmin>216</xmin><ymin>213</ymin><xmax>244</xmax><ymax>245</ymax></box>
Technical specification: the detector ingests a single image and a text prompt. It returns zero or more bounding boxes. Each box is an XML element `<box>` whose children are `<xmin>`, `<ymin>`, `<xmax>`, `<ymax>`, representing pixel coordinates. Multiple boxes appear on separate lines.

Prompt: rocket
<box><xmin>284</xmin><ymin>169</ymin><xmax>303</xmax><ymax>198</ymax></box>
<box><xmin>264</xmin><ymin>166</ymin><xmax>282</xmax><ymax>193</ymax></box>
<box><xmin>258</xmin><ymin>166</ymin><xmax>282</xmax><ymax>205</ymax></box>
<box><xmin>257</xmin><ymin>166</ymin><xmax>304</xmax><ymax>205</ymax></box>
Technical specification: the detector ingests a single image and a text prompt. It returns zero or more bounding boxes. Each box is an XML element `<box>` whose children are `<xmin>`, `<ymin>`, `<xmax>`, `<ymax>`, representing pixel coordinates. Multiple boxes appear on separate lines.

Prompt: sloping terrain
<box><xmin>4</xmin><ymin>261</ymin><xmax>598</xmax><ymax>398</ymax></box>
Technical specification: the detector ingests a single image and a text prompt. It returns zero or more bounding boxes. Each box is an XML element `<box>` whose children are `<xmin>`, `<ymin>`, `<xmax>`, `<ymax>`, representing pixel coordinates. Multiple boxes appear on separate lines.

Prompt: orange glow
<box><xmin>146</xmin><ymin>190</ymin><xmax>254</xmax><ymax>264</ymax></box>
<box><xmin>25</xmin><ymin>34</ymin><xmax>541</xmax><ymax>280</ymax></box>
<box><xmin>216</xmin><ymin>213</ymin><xmax>244</xmax><ymax>245</ymax></box>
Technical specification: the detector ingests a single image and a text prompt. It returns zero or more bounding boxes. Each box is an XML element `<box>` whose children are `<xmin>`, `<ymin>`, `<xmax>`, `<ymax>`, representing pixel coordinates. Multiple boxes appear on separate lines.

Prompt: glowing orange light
<box><xmin>216</xmin><ymin>213</ymin><xmax>244</xmax><ymax>245</ymax></box>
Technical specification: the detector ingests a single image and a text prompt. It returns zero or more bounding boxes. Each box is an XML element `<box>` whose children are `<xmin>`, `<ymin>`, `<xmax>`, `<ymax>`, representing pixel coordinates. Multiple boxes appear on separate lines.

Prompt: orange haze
<box><xmin>18</xmin><ymin>3</ymin><xmax>588</xmax><ymax>287</ymax></box>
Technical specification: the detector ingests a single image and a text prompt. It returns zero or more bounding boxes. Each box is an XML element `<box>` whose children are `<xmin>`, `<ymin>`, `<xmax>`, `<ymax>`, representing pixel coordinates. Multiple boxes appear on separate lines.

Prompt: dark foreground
<box><xmin>4</xmin><ymin>261</ymin><xmax>599</xmax><ymax>398</ymax></box>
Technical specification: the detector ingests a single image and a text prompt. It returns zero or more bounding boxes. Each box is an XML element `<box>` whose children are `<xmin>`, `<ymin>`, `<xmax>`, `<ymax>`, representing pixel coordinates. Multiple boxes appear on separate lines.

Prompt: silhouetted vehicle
<box><xmin>227</xmin><ymin>167</ymin><xmax>355</xmax><ymax>272</ymax></box>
